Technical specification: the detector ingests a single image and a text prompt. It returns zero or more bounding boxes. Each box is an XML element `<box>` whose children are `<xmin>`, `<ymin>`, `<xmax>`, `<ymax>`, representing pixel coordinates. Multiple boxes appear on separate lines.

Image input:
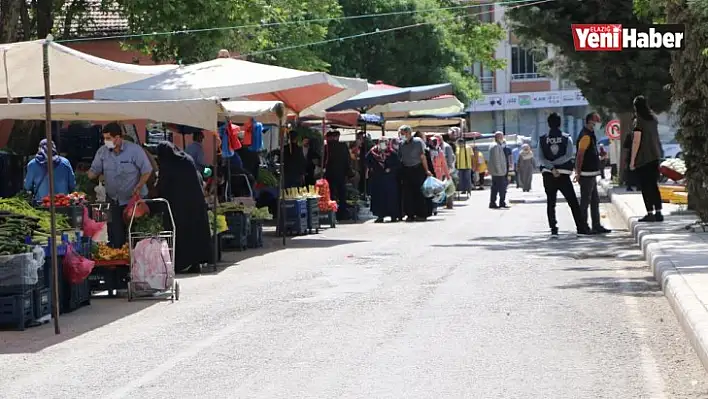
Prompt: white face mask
<box><xmin>378</xmin><ymin>142</ymin><xmax>387</xmax><ymax>150</ymax></box>
<box><xmin>104</xmin><ymin>140</ymin><xmax>115</xmax><ymax>149</ymax></box>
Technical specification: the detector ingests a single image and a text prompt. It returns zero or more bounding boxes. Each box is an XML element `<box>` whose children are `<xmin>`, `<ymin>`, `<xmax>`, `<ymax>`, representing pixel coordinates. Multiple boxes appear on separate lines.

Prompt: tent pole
<box><xmin>43</xmin><ymin>35</ymin><xmax>60</xmax><ymax>335</ymax></box>
<box><xmin>277</xmin><ymin>116</ymin><xmax>285</xmax><ymax>246</ymax></box>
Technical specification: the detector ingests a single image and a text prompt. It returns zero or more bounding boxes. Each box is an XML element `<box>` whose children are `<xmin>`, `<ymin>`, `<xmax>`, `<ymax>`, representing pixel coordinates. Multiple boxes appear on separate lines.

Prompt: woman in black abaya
<box><xmin>157</xmin><ymin>141</ymin><xmax>212</xmax><ymax>273</ymax></box>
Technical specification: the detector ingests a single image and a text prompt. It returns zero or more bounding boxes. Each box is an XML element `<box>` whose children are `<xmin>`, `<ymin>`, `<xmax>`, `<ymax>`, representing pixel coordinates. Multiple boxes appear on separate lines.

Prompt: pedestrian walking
<box><xmin>455</xmin><ymin>138</ymin><xmax>474</xmax><ymax>194</ymax></box>
<box><xmin>538</xmin><ymin>113</ymin><xmax>591</xmax><ymax>236</ymax></box>
<box><xmin>629</xmin><ymin>95</ymin><xmax>664</xmax><ymax>222</ymax></box>
<box><xmin>575</xmin><ymin>112</ymin><xmax>612</xmax><ymax>234</ymax></box>
<box><xmin>399</xmin><ymin>126</ymin><xmax>432</xmax><ymax>221</ymax></box>
<box><xmin>516</xmin><ymin>143</ymin><xmax>535</xmax><ymax>192</ymax></box>
<box><xmin>488</xmin><ymin>131</ymin><xmax>510</xmax><ymax>209</ymax></box>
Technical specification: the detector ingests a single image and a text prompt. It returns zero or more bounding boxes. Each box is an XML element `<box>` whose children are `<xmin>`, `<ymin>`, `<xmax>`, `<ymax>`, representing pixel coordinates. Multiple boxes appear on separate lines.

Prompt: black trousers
<box><xmin>542</xmin><ymin>173</ymin><xmax>585</xmax><ymax>231</ymax></box>
<box><xmin>108</xmin><ymin>201</ymin><xmax>127</xmax><ymax>249</ymax></box>
<box><xmin>635</xmin><ymin>160</ymin><xmax>662</xmax><ymax>213</ymax></box>
<box><xmin>578</xmin><ymin>175</ymin><xmax>601</xmax><ymax>229</ymax></box>
<box><xmin>326</xmin><ymin>176</ymin><xmax>348</xmax><ymax>214</ymax></box>
<box><xmin>401</xmin><ymin>164</ymin><xmax>428</xmax><ymax>218</ymax></box>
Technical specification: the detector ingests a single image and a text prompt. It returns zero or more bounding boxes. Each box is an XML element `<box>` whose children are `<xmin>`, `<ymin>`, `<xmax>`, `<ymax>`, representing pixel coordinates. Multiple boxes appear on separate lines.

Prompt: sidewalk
<box><xmin>603</xmin><ymin>182</ymin><xmax>708</xmax><ymax>372</ymax></box>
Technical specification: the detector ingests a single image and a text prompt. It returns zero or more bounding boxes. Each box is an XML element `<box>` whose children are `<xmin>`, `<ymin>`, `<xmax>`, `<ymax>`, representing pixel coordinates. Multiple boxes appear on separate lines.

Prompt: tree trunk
<box><xmin>0</xmin><ymin>0</ymin><xmax>23</xmax><ymax>43</ymax></box>
<box><xmin>617</xmin><ymin>112</ymin><xmax>633</xmax><ymax>186</ymax></box>
<box><xmin>35</xmin><ymin>0</ymin><xmax>53</xmax><ymax>39</ymax></box>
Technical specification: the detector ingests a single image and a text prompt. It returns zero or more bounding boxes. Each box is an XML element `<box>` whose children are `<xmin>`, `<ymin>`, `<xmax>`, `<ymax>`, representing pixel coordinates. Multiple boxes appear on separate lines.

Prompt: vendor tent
<box><xmin>368</xmin><ymin>95</ymin><xmax>464</xmax><ymax>118</ymax></box>
<box><xmin>326</xmin><ymin>83</ymin><xmax>453</xmax><ymax>112</ymax></box>
<box><xmin>0</xmin><ymin>39</ymin><xmax>176</xmax><ymax>99</ymax></box>
<box><xmin>384</xmin><ymin>112</ymin><xmax>466</xmax><ymax>130</ymax></box>
<box><xmin>221</xmin><ymin>100</ymin><xmax>284</xmax><ymax>124</ymax></box>
<box><xmin>94</xmin><ymin>58</ymin><xmax>367</xmax><ymax>115</ymax></box>
<box><xmin>13</xmin><ymin>98</ymin><xmax>224</xmax><ymax>131</ymax></box>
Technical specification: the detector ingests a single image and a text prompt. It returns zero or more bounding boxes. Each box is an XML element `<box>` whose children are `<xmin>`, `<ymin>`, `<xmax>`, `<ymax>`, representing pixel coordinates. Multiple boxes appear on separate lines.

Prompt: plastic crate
<box><xmin>32</xmin><ymin>287</ymin><xmax>51</xmax><ymax>319</ymax></box>
<box><xmin>88</xmin><ymin>265</ymin><xmax>129</xmax><ymax>296</ymax></box>
<box><xmin>55</xmin><ymin>206</ymin><xmax>84</xmax><ymax>229</ymax></box>
<box><xmin>220</xmin><ymin>231</ymin><xmax>247</xmax><ymax>251</ymax></box>
<box><xmin>247</xmin><ymin>220</ymin><xmax>264</xmax><ymax>248</ymax></box>
<box><xmin>306</xmin><ymin>198</ymin><xmax>320</xmax><ymax>234</ymax></box>
<box><xmin>0</xmin><ymin>292</ymin><xmax>34</xmax><ymax>331</ymax></box>
<box><xmin>319</xmin><ymin>211</ymin><xmax>336</xmax><ymax>228</ymax></box>
<box><xmin>61</xmin><ymin>280</ymin><xmax>90</xmax><ymax>314</ymax></box>
<box><xmin>224</xmin><ymin>212</ymin><xmax>250</xmax><ymax>235</ymax></box>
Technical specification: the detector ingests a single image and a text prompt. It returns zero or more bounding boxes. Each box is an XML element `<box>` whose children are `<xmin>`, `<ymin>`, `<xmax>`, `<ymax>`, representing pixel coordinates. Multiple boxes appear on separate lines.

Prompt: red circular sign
<box><xmin>605</xmin><ymin>119</ymin><xmax>621</xmax><ymax>139</ymax></box>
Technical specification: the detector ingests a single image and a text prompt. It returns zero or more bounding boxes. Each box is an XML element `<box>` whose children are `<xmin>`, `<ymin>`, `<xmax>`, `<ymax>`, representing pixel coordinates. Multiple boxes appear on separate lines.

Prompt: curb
<box><xmin>607</xmin><ymin>185</ymin><xmax>708</xmax><ymax>373</ymax></box>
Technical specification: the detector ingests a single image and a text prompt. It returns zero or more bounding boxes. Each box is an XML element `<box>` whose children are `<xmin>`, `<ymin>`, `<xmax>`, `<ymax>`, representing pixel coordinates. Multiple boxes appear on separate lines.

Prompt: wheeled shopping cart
<box><xmin>127</xmin><ymin>198</ymin><xmax>179</xmax><ymax>302</ymax></box>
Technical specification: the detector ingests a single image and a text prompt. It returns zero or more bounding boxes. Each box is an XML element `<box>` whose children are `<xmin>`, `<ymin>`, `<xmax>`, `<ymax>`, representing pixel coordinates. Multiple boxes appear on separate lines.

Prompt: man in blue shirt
<box><xmin>24</xmin><ymin>139</ymin><xmax>76</xmax><ymax>203</ymax></box>
<box><xmin>88</xmin><ymin>123</ymin><xmax>153</xmax><ymax>247</ymax></box>
<box><xmin>185</xmin><ymin>131</ymin><xmax>206</xmax><ymax>171</ymax></box>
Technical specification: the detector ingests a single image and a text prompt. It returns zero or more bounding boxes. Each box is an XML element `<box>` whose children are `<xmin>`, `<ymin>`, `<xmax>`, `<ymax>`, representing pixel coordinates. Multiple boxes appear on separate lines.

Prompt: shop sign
<box><xmin>468</xmin><ymin>89</ymin><xmax>588</xmax><ymax>112</ymax></box>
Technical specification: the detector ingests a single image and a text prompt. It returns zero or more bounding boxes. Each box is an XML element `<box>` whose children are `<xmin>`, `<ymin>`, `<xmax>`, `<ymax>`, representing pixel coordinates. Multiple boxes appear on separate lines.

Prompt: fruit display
<box><xmin>280</xmin><ymin>186</ymin><xmax>319</xmax><ymax>200</ymax></box>
<box><xmin>94</xmin><ymin>242</ymin><xmax>130</xmax><ymax>261</ymax></box>
<box><xmin>256</xmin><ymin>168</ymin><xmax>278</xmax><ymax>187</ymax></box>
<box><xmin>40</xmin><ymin>192</ymin><xmax>87</xmax><ymax>208</ymax></box>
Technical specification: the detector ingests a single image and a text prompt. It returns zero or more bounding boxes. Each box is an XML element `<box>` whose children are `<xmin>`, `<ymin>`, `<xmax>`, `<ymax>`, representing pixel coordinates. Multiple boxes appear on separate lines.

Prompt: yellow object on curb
<box><xmin>670</xmin><ymin>191</ymin><xmax>688</xmax><ymax>205</ymax></box>
<box><xmin>659</xmin><ymin>185</ymin><xmax>685</xmax><ymax>203</ymax></box>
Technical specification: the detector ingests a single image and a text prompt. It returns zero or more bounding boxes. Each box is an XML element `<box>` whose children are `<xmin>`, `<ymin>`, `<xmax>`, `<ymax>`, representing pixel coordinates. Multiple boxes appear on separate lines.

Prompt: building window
<box><xmin>471</xmin><ymin>62</ymin><xmax>494</xmax><ymax>93</ymax></box>
<box><xmin>511</xmin><ymin>46</ymin><xmax>546</xmax><ymax>80</ymax></box>
<box><xmin>475</xmin><ymin>4</ymin><xmax>494</xmax><ymax>23</ymax></box>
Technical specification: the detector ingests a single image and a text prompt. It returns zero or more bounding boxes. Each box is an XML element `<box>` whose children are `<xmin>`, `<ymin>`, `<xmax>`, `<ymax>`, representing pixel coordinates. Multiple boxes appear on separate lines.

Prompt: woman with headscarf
<box><xmin>429</xmin><ymin>136</ymin><xmax>451</xmax><ymax>181</ymax></box>
<box><xmin>415</xmin><ymin>131</ymin><xmax>437</xmax><ymax>217</ymax></box>
<box><xmin>24</xmin><ymin>139</ymin><xmax>76</xmax><ymax>203</ymax></box>
<box><xmin>630</xmin><ymin>95</ymin><xmax>664</xmax><ymax>222</ymax></box>
<box><xmin>516</xmin><ymin>143</ymin><xmax>535</xmax><ymax>192</ymax></box>
<box><xmin>156</xmin><ymin>141</ymin><xmax>212</xmax><ymax>273</ymax></box>
<box><xmin>366</xmin><ymin>138</ymin><xmax>402</xmax><ymax>223</ymax></box>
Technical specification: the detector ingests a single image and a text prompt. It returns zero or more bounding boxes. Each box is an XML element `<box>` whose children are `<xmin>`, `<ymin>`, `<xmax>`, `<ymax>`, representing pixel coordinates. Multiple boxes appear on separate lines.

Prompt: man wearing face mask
<box><xmin>398</xmin><ymin>126</ymin><xmax>432</xmax><ymax>221</ymax></box>
<box><xmin>575</xmin><ymin>112</ymin><xmax>611</xmax><ymax>234</ymax></box>
<box><xmin>87</xmin><ymin>122</ymin><xmax>153</xmax><ymax>248</ymax></box>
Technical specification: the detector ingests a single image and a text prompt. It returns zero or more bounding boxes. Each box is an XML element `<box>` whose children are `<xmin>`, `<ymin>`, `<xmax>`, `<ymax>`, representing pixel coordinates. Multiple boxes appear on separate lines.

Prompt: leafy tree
<box><xmin>505</xmin><ymin>0</ymin><xmax>672</xmax><ymax>182</ymax></box>
<box><xmin>118</xmin><ymin>0</ymin><xmax>341</xmax><ymax>68</ymax></box>
<box><xmin>319</xmin><ymin>0</ymin><xmax>505</xmax><ymax>103</ymax></box>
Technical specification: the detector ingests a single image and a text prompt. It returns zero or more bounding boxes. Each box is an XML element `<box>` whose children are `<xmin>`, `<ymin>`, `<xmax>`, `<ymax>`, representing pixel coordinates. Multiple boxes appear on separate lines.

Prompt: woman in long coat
<box><xmin>157</xmin><ymin>141</ymin><xmax>212</xmax><ymax>273</ymax></box>
<box><xmin>366</xmin><ymin>139</ymin><xmax>402</xmax><ymax>223</ymax></box>
<box><xmin>516</xmin><ymin>143</ymin><xmax>535</xmax><ymax>192</ymax></box>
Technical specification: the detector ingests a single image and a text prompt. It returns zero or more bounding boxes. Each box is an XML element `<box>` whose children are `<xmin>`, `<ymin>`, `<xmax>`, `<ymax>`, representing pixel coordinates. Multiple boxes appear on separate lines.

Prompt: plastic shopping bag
<box><xmin>63</xmin><ymin>244</ymin><xmax>95</xmax><ymax>284</ymax></box>
<box><xmin>421</xmin><ymin>176</ymin><xmax>446</xmax><ymax>198</ymax></box>
<box><xmin>444</xmin><ymin>179</ymin><xmax>456</xmax><ymax>196</ymax></box>
<box><xmin>82</xmin><ymin>206</ymin><xmax>108</xmax><ymax>243</ymax></box>
<box><xmin>433</xmin><ymin>191</ymin><xmax>447</xmax><ymax>205</ymax></box>
<box><xmin>132</xmin><ymin>238</ymin><xmax>174</xmax><ymax>291</ymax></box>
<box><xmin>0</xmin><ymin>246</ymin><xmax>45</xmax><ymax>287</ymax></box>
<box><xmin>123</xmin><ymin>194</ymin><xmax>150</xmax><ymax>224</ymax></box>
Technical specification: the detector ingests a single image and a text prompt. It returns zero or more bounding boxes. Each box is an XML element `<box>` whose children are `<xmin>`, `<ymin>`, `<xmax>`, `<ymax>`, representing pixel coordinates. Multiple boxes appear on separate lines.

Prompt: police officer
<box><xmin>575</xmin><ymin>112</ymin><xmax>611</xmax><ymax>234</ymax></box>
<box><xmin>538</xmin><ymin>113</ymin><xmax>591</xmax><ymax>237</ymax></box>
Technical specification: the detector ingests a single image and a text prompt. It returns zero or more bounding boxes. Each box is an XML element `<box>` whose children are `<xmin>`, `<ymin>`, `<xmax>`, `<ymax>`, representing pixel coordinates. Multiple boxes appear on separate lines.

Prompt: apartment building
<box><xmin>467</xmin><ymin>2</ymin><xmax>590</xmax><ymax>144</ymax></box>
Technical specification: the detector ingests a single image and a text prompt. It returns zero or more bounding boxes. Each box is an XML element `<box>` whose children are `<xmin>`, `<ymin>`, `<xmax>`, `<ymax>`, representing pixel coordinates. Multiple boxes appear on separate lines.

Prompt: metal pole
<box><xmin>211</xmin><ymin>130</ymin><xmax>218</xmax><ymax>269</ymax></box>
<box><xmin>43</xmin><ymin>36</ymin><xmax>60</xmax><ymax>335</ymax></box>
<box><xmin>277</xmin><ymin>118</ymin><xmax>285</xmax><ymax>246</ymax></box>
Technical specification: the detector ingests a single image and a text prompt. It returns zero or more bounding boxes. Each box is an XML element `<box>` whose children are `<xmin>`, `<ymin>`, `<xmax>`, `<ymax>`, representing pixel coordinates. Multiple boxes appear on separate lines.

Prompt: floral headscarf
<box><xmin>35</xmin><ymin>139</ymin><xmax>59</xmax><ymax>165</ymax></box>
<box><xmin>520</xmin><ymin>143</ymin><xmax>534</xmax><ymax>160</ymax></box>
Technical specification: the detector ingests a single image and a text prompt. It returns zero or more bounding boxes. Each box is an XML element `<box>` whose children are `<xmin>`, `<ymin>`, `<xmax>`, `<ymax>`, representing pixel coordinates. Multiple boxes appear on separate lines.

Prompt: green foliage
<box><xmin>665</xmin><ymin>0</ymin><xmax>708</xmax><ymax>221</ymax></box>
<box><xmin>506</xmin><ymin>0</ymin><xmax>672</xmax><ymax>114</ymax></box>
<box><xmin>319</xmin><ymin>0</ymin><xmax>505</xmax><ymax>103</ymax></box>
<box><xmin>118</xmin><ymin>0</ymin><xmax>341</xmax><ymax>68</ymax></box>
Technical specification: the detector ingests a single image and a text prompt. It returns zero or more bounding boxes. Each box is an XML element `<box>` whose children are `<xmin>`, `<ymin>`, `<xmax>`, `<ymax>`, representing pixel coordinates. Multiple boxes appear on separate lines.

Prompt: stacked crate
<box><xmin>278</xmin><ymin>199</ymin><xmax>307</xmax><ymax>236</ymax></box>
<box><xmin>221</xmin><ymin>212</ymin><xmax>249</xmax><ymax>251</ymax></box>
<box><xmin>248</xmin><ymin>220</ymin><xmax>264</xmax><ymax>248</ymax></box>
<box><xmin>306</xmin><ymin>198</ymin><xmax>320</xmax><ymax>234</ymax></box>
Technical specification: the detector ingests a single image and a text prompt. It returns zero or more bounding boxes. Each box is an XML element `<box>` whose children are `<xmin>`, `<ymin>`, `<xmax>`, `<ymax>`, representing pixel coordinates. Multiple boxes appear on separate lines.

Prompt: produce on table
<box><xmin>256</xmin><ymin>169</ymin><xmax>278</xmax><ymax>187</ymax></box>
<box><xmin>251</xmin><ymin>207</ymin><xmax>273</xmax><ymax>220</ymax></box>
<box><xmin>280</xmin><ymin>186</ymin><xmax>319</xmax><ymax>200</ymax></box>
<box><xmin>0</xmin><ymin>212</ymin><xmax>34</xmax><ymax>255</ymax></box>
<box><xmin>40</xmin><ymin>192</ymin><xmax>87</xmax><ymax>208</ymax></box>
<box><xmin>217</xmin><ymin>202</ymin><xmax>248</xmax><ymax>214</ymax></box>
<box><xmin>208</xmin><ymin>211</ymin><xmax>228</xmax><ymax>235</ymax></box>
<box><xmin>0</xmin><ymin>197</ymin><xmax>70</xmax><ymax>233</ymax></box>
<box><xmin>315</xmin><ymin>179</ymin><xmax>337</xmax><ymax>212</ymax></box>
<box><xmin>131</xmin><ymin>214</ymin><xmax>164</xmax><ymax>235</ymax></box>
<box><xmin>93</xmin><ymin>242</ymin><xmax>130</xmax><ymax>261</ymax></box>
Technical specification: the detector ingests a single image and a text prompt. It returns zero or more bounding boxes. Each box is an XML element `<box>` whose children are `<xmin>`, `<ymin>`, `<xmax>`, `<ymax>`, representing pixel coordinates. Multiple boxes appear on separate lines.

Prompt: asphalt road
<box><xmin>1</xmin><ymin>175</ymin><xmax>707</xmax><ymax>398</ymax></box>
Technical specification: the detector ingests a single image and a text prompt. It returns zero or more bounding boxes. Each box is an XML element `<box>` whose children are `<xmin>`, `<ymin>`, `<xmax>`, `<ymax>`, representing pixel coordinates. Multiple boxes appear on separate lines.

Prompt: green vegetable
<box><xmin>256</xmin><ymin>169</ymin><xmax>278</xmax><ymax>187</ymax></box>
<box><xmin>131</xmin><ymin>214</ymin><xmax>164</xmax><ymax>235</ymax></box>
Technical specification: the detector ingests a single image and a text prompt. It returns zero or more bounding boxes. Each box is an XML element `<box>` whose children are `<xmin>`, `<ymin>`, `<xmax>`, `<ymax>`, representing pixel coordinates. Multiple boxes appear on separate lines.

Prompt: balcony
<box><xmin>511</xmin><ymin>73</ymin><xmax>546</xmax><ymax>80</ymax></box>
<box><xmin>478</xmin><ymin>76</ymin><xmax>495</xmax><ymax>93</ymax></box>
<box><xmin>559</xmin><ymin>79</ymin><xmax>577</xmax><ymax>90</ymax></box>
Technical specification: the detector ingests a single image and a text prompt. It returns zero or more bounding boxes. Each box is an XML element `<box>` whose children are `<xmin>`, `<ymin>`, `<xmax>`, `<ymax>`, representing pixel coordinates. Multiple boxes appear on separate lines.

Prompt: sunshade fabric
<box><xmin>384</xmin><ymin>117</ymin><xmax>464</xmax><ymax>130</ymax></box>
<box><xmin>94</xmin><ymin>58</ymin><xmax>367</xmax><ymax>115</ymax></box>
<box><xmin>368</xmin><ymin>96</ymin><xmax>464</xmax><ymax>117</ymax></box>
<box><xmin>220</xmin><ymin>100</ymin><xmax>284</xmax><ymax>124</ymax></box>
<box><xmin>10</xmin><ymin>98</ymin><xmax>223</xmax><ymax>131</ymax></box>
<box><xmin>326</xmin><ymin>83</ymin><xmax>453</xmax><ymax>112</ymax></box>
<box><xmin>0</xmin><ymin>39</ymin><xmax>176</xmax><ymax>99</ymax></box>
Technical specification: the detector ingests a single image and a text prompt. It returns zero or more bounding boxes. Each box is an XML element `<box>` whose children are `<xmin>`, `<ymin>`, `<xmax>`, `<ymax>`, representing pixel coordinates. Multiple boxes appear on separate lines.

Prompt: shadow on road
<box><xmin>0</xmin><ymin>300</ymin><xmax>157</xmax><ymax>354</ymax></box>
<box><xmin>554</xmin><ymin>276</ymin><xmax>662</xmax><ymax>298</ymax></box>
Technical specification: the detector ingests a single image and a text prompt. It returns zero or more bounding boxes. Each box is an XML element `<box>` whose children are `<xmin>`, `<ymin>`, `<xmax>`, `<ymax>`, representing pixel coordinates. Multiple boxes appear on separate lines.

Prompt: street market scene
<box><xmin>2</xmin><ymin>0</ymin><xmax>708</xmax><ymax>397</ymax></box>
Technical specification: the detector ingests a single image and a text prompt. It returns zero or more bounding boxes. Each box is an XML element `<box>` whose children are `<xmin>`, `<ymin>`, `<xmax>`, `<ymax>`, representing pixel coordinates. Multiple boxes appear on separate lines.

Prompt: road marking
<box><xmin>103</xmin><ymin>309</ymin><xmax>266</xmax><ymax>399</ymax></box>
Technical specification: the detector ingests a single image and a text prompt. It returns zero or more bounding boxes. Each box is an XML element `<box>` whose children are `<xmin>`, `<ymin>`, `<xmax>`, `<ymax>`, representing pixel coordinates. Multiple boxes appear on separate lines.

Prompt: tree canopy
<box><xmin>505</xmin><ymin>0</ymin><xmax>672</xmax><ymax>115</ymax></box>
<box><xmin>320</xmin><ymin>0</ymin><xmax>505</xmax><ymax>103</ymax></box>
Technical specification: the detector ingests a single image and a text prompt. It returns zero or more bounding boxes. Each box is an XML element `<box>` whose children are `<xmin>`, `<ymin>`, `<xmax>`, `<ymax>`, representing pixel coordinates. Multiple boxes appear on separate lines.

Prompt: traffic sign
<box><xmin>606</xmin><ymin>119</ymin><xmax>621</xmax><ymax>140</ymax></box>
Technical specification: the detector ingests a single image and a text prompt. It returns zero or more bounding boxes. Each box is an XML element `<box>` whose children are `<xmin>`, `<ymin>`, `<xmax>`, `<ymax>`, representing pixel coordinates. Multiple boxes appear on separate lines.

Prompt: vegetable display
<box><xmin>208</xmin><ymin>211</ymin><xmax>229</xmax><ymax>235</ymax></box>
<box><xmin>215</xmin><ymin>202</ymin><xmax>272</xmax><ymax>220</ymax></box>
<box><xmin>280</xmin><ymin>186</ymin><xmax>319</xmax><ymax>200</ymax></box>
<box><xmin>41</xmin><ymin>192</ymin><xmax>87</xmax><ymax>208</ymax></box>
<box><xmin>94</xmin><ymin>243</ymin><xmax>130</xmax><ymax>261</ymax></box>
<box><xmin>256</xmin><ymin>169</ymin><xmax>278</xmax><ymax>187</ymax></box>
<box><xmin>251</xmin><ymin>207</ymin><xmax>273</xmax><ymax>220</ymax></box>
<box><xmin>131</xmin><ymin>214</ymin><xmax>164</xmax><ymax>235</ymax></box>
<box><xmin>0</xmin><ymin>197</ymin><xmax>70</xmax><ymax>233</ymax></box>
<box><xmin>315</xmin><ymin>179</ymin><xmax>337</xmax><ymax>212</ymax></box>
<box><xmin>0</xmin><ymin>212</ymin><xmax>34</xmax><ymax>255</ymax></box>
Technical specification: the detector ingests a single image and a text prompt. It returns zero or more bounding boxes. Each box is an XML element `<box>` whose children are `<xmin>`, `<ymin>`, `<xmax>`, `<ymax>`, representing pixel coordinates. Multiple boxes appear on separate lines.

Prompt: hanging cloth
<box><xmin>248</xmin><ymin>120</ymin><xmax>263</xmax><ymax>152</ymax></box>
<box><xmin>242</xmin><ymin>119</ymin><xmax>254</xmax><ymax>147</ymax></box>
<box><xmin>226</xmin><ymin>122</ymin><xmax>242</xmax><ymax>151</ymax></box>
<box><xmin>218</xmin><ymin>124</ymin><xmax>234</xmax><ymax>158</ymax></box>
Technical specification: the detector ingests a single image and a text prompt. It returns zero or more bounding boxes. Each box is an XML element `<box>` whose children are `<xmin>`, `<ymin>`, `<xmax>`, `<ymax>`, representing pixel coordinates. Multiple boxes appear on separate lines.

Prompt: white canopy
<box><xmin>94</xmin><ymin>58</ymin><xmax>367</xmax><ymax>115</ymax></box>
<box><xmin>384</xmin><ymin>118</ymin><xmax>465</xmax><ymax>130</ymax></box>
<box><xmin>0</xmin><ymin>38</ymin><xmax>177</xmax><ymax>99</ymax></box>
<box><xmin>368</xmin><ymin>96</ymin><xmax>464</xmax><ymax>117</ymax></box>
<box><xmin>7</xmin><ymin>98</ymin><xmax>224</xmax><ymax>131</ymax></box>
<box><xmin>221</xmin><ymin>100</ymin><xmax>284</xmax><ymax>124</ymax></box>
